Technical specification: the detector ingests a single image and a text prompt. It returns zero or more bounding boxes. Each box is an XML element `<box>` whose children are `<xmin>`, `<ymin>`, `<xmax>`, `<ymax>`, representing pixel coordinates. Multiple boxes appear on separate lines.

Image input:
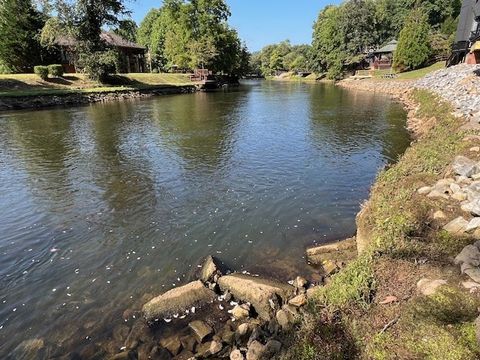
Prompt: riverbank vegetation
<box><xmin>0</xmin><ymin>0</ymin><xmax>250</xmax><ymax>81</ymax></box>
<box><xmin>285</xmin><ymin>90</ymin><xmax>480</xmax><ymax>359</ymax></box>
<box><xmin>136</xmin><ymin>0</ymin><xmax>249</xmax><ymax>76</ymax></box>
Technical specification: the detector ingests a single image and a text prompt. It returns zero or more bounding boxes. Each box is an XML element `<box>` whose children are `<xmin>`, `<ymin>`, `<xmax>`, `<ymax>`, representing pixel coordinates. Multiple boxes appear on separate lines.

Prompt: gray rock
<box><xmin>276</xmin><ymin>309</ymin><xmax>294</xmax><ymax>330</ymax></box>
<box><xmin>143</xmin><ymin>281</ymin><xmax>216</xmax><ymax>322</ymax></box>
<box><xmin>159</xmin><ymin>336</ymin><xmax>182</xmax><ymax>356</ymax></box>
<box><xmin>466</xmin><ymin>218</ymin><xmax>480</xmax><ymax>232</ymax></box>
<box><xmin>465</xmin><ymin>268</ymin><xmax>480</xmax><ymax>283</ymax></box>
<box><xmin>288</xmin><ymin>294</ymin><xmax>307</xmax><ymax>307</ymax></box>
<box><xmin>199</xmin><ymin>255</ymin><xmax>221</xmax><ymax>283</ymax></box>
<box><xmin>189</xmin><ymin>320</ymin><xmax>213</xmax><ymax>343</ymax></box>
<box><xmin>218</xmin><ymin>274</ymin><xmax>294</xmax><ymax>321</ymax></box>
<box><xmin>293</xmin><ymin>276</ymin><xmax>308</xmax><ymax>290</ymax></box>
<box><xmin>452</xmin><ymin>156</ymin><xmax>478</xmax><ymax>177</ymax></box>
<box><xmin>231</xmin><ymin>304</ymin><xmax>250</xmax><ymax>320</ymax></box>
<box><xmin>417</xmin><ymin>278</ymin><xmax>447</xmax><ymax>296</ymax></box>
<box><xmin>108</xmin><ymin>351</ymin><xmax>137</xmax><ymax>360</ymax></box>
<box><xmin>11</xmin><ymin>339</ymin><xmax>45</xmax><ymax>360</ymax></box>
<box><xmin>230</xmin><ymin>349</ymin><xmax>245</xmax><ymax>360</ymax></box>
<box><xmin>235</xmin><ymin>323</ymin><xmax>251</xmax><ymax>343</ymax></box>
<box><xmin>246</xmin><ymin>340</ymin><xmax>265</xmax><ymax>360</ymax></box>
<box><xmin>264</xmin><ymin>340</ymin><xmax>282</xmax><ymax>358</ymax></box>
<box><xmin>433</xmin><ymin>210</ymin><xmax>447</xmax><ymax>220</ymax></box>
<box><xmin>180</xmin><ymin>335</ymin><xmax>197</xmax><ymax>352</ymax></box>
<box><xmin>149</xmin><ymin>346</ymin><xmax>172</xmax><ymax>360</ymax></box>
<box><xmin>124</xmin><ymin>320</ymin><xmax>151</xmax><ymax>350</ymax></box>
<box><xmin>417</xmin><ymin>186</ymin><xmax>432</xmax><ymax>195</ymax></box>
<box><xmin>455</xmin><ymin>245</ymin><xmax>480</xmax><ymax>267</ymax></box>
<box><xmin>443</xmin><ymin>216</ymin><xmax>468</xmax><ymax>235</ymax></box>
<box><xmin>196</xmin><ymin>341</ymin><xmax>222</xmax><ymax>357</ymax></box>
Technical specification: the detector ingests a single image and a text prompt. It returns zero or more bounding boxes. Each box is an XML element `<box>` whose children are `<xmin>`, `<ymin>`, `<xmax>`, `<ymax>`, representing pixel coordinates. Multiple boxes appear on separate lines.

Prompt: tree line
<box><xmin>0</xmin><ymin>0</ymin><xmax>463</xmax><ymax>80</ymax></box>
<box><xmin>0</xmin><ymin>0</ymin><xmax>249</xmax><ymax>80</ymax></box>
<box><xmin>252</xmin><ymin>0</ymin><xmax>461</xmax><ymax>79</ymax></box>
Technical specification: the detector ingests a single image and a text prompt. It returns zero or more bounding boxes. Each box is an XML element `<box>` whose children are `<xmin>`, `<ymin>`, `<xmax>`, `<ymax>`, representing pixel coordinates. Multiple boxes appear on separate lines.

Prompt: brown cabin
<box><xmin>367</xmin><ymin>40</ymin><xmax>398</xmax><ymax>70</ymax></box>
<box><xmin>55</xmin><ymin>32</ymin><xmax>147</xmax><ymax>73</ymax></box>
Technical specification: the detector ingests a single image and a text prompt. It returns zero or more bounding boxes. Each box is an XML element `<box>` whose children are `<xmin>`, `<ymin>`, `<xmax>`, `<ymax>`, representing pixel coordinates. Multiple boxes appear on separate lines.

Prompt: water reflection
<box><xmin>0</xmin><ymin>81</ymin><xmax>409</xmax><ymax>357</ymax></box>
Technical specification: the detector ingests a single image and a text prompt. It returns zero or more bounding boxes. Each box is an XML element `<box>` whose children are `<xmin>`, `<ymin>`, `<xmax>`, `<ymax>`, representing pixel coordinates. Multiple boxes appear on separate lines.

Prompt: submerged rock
<box><xmin>143</xmin><ymin>281</ymin><xmax>216</xmax><ymax>322</ymax></box>
<box><xmin>218</xmin><ymin>274</ymin><xmax>294</xmax><ymax>321</ymax></box>
<box><xmin>306</xmin><ymin>237</ymin><xmax>357</xmax><ymax>266</ymax></box>
<box><xmin>199</xmin><ymin>255</ymin><xmax>222</xmax><ymax>283</ymax></box>
<box><xmin>11</xmin><ymin>338</ymin><xmax>45</xmax><ymax>360</ymax></box>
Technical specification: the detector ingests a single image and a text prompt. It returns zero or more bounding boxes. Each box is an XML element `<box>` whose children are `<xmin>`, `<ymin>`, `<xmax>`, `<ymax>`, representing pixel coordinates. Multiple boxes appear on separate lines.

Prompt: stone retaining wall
<box><xmin>0</xmin><ymin>85</ymin><xmax>198</xmax><ymax>111</ymax></box>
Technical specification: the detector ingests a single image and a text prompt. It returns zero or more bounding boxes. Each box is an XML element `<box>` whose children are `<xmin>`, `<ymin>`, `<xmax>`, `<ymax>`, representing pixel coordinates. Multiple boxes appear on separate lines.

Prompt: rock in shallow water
<box><xmin>189</xmin><ymin>320</ymin><xmax>213</xmax><ymax>343</ymax></box>
<box><xmin>143</xmin><ymin>280</ymin><xmax>216</xmax><ymax>322</ymax></box>
<box><xmin>218</xmin><ymin>274</ymin><xmax>294</xmax><ymax>321</ymax></box>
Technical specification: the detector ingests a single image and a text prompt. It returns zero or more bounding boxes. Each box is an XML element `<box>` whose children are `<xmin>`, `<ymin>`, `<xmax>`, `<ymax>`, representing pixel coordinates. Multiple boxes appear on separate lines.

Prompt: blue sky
<box><xmin>127</xmin><ymin>0</ymin><xmax>339</xmax><ymax>51</ymax></box>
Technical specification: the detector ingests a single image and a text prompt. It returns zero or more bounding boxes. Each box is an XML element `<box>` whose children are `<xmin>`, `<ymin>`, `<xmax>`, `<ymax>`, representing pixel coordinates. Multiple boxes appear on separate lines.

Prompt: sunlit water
<box><xmin>0</xmin><ymin>81</ymin><xmax>409</xmax><ymax>357</ymax></box>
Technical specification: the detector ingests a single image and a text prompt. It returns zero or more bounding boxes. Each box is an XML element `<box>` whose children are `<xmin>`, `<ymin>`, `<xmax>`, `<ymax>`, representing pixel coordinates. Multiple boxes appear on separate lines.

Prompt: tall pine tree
<box><xmin>0</xmin><ymin>0</ymin><xmax>44</xmax><ymax>72</ymax></box>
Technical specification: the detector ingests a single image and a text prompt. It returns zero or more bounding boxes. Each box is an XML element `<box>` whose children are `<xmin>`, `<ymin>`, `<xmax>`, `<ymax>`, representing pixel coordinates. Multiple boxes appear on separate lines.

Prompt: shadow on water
<box><xmin>0</xmin><ymin>81</ymin><xmax>409</xmax><ymax>357</ymax></box>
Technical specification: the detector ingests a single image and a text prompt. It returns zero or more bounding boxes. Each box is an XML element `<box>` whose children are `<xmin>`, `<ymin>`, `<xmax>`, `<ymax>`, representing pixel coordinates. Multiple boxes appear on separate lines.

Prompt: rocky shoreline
<box><xmin>0</xmin><ymin>85</ymin><xmax>198</xmax><ymax>111</ymax></box>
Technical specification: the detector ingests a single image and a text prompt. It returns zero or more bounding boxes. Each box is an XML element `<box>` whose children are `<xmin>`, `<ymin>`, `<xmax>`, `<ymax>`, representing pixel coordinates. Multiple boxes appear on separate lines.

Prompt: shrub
<box><xmin>48</xmin><ymin>64</ymin><xmax>64</xmax><ymax>77</ymax></box>
<box><xmin>0</xmin><ymin>60</ymin><xmax>12</xmax><ymax>74</ymax></box>
<box><xmin>77</xmin><ymin>50</ymin><xmax>117</xmax><ymax>82</ymax></box>
<box><xmin>34</xmin><ymin>65</ymin><xmax>49</xmax><ymax>80</ymax></box>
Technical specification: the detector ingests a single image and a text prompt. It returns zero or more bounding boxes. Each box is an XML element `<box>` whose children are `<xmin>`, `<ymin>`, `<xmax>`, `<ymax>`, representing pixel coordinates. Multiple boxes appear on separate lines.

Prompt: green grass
<box><xmin>396</xmin><ymin>62</ymin><xmax>445</xmax><ymax>80</ymax></box>
<box><xmin>287</xmin><ymin>88</ymin><xmax>479</xmax><ymax>359</ymax></box>
<box><xmin>0</xmin><ymin>72</ymin><xmax>192</xmax><ymax>97</ymax></box>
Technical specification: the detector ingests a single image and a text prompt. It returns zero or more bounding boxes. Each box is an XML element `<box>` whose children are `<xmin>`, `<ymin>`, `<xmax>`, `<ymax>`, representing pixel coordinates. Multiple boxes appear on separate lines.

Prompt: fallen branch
<box><xmin>379</xmin><ymin>316</ymin><xmax>400</xmax><ymax>334</ymax></box>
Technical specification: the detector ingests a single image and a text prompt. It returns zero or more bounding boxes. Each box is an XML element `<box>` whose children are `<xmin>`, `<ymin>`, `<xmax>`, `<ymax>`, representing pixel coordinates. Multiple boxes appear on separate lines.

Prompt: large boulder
<box><xmin>143</xmin><ymin>281</ymin><xmax>216</xmax><ymax>322</ymax></box>
<box><xmin>217</xmin><ymin>274</ymin><xmax>294</xmax><ymax>321</ymax></box>
<box><xmin>452</xmin><ymin>156</ymin><xmax>479</xmax><ymax>177</ymax></box>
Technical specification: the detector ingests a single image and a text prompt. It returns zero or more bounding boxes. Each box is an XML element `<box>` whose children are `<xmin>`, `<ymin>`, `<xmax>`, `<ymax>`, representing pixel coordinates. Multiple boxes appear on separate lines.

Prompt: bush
<box><xmin>77</xmin><ymin>50</ymin><xmax>117</xmax><ymax>82</ymax></box>
<box><xmin>34</xmin><ymin>65</ymin><xmax>49</xmax><ymax>80</ymax></box>
<box><xmin>48</xmin><ymin>64</ymin><xmax>64</xmax><ymax>77</ymax></box>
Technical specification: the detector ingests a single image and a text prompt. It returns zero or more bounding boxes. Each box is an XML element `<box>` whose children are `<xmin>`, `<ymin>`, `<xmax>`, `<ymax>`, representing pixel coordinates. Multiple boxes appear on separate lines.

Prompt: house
<box><xmin>367</xmin><ymin>40</ymin><xmax>398</xmax><ymax>70</ymax></box>
<box><xmin>55</xmin><ymin>32</ymin><xmax>147</xmax><ymax>73</ymax></box>
<box><xmin>448</xmin><ymin>0</ymin><xmax>480</xmax><ymax>66</ymax></box>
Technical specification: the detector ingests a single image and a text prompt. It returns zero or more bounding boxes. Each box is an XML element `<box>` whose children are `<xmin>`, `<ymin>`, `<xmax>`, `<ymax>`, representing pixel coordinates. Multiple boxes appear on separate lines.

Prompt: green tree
<box><xmin>393</xmin><ymin>8</ymin><xmax>432</xmax><ymax>72</ymax></box>
<box><xmin>136</xmin><ymin>0</ymin><xmax>247</xmax><ymax>75</ymax></box>
<box><xmin>0</xmin><ymin>0</ymin><xmax>44</xmax><ymax>72</ymax></box>
<box><xmin>113</xmin><ymin>19</ymin><xmax>137</xmax><ymax>42</ymax></box>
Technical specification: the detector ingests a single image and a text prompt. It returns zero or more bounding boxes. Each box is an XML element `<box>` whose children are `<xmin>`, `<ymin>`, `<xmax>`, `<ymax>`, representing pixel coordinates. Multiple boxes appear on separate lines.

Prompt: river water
<box><xmin>0</xmin><ymin>81</ymin><xmax>409</xmax><ymax>357</ymax></box>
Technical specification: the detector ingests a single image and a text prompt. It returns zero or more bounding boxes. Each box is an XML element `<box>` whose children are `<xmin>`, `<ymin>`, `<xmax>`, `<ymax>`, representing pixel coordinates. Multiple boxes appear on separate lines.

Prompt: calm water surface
<box><xmin>0</xmin><ymin>81</ymin><xmax>409</xmax><ymax>356</ymax></box>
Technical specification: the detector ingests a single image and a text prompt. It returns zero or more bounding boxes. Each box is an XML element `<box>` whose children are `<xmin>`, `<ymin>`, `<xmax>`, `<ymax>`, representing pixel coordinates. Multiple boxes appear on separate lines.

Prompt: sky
<box><xmin>127</xmin><ymin>0</ymin><xmax>339</xmax><ymax>52</ymax></box>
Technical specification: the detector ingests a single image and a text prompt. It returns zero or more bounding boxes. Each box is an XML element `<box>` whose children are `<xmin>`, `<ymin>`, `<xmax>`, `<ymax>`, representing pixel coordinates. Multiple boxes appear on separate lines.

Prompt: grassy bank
<box><xmin>286</xmin><ymin>89</ymin><xmax>480</xmax><ymax>359</ymax></box>
<box><xmin>0</xmin><ymin>73</ymin><xmax>192</xmax><ymax>97</ymax></box>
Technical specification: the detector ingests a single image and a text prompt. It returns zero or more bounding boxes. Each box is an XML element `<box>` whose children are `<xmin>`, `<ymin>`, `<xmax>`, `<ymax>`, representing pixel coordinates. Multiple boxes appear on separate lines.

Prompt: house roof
<box><xmin>373</xmin><ymin>40</ymin><xmax>398</xmax><ymax>54</ymax></box>
<box><xmin>56</xmin><ymin>32</ymin><xmax>146</xmax><ymax>50</ymax></box>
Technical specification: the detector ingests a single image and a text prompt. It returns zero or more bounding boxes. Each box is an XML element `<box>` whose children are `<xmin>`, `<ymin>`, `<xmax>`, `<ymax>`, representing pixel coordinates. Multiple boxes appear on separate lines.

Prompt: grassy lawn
<box><xmin>0</xmin><ymin>73</ymin><xmax>192</xmax><ymax>97</ymax></box>
<box><xmin>354</xmin><ymin>62</ymin><xmax>445</xmax><ymax>81</ymax></box>
<box><xmin>396</xmin><ymin>61</ymin><xmax>445</xmax><ymax>80</ymax></box>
